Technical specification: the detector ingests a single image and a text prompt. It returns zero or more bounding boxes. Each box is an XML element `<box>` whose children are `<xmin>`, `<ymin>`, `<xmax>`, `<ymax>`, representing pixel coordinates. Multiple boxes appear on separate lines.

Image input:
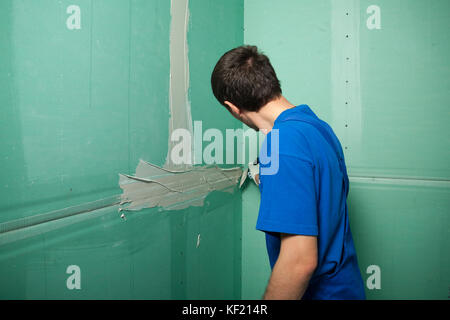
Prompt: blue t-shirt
<box><xmin>256</xmin><ymin>104</ymin><xmax>366</xmax><ymax>300</ymax></box>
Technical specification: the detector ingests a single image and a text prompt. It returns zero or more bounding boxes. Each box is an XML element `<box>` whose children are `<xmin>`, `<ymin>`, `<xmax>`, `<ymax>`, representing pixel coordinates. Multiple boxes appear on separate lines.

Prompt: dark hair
<box><xmin>211</xmin><ymin>45</ymin><xmax>282</xmax><ymax>112</ymax></box>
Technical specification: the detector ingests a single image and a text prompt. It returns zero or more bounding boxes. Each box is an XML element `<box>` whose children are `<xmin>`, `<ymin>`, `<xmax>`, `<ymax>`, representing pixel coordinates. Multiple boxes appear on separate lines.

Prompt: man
<box><xmin>211</xmin><ymin>45</ymin><xmax>366</xmax><ymax>300</ymax></box>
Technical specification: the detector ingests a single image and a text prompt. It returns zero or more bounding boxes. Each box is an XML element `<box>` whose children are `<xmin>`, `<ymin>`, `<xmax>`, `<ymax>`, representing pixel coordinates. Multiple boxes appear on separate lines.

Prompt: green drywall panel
<box><xmin>0</xmin><ymin>190</ymin><xmax>241</xmax><ymax>299</ymax></box>
<box><xmin>243</xmin><ymin>0</ymin><xmax>450</xmax><ymax>299</ymax></box>
<box><xmin>0</xmin><ymin>0</ymin><xmax>244</xmax><ymax>299</ymax></box>
<box><xmin>244</xmin><ymin>0</ymin><xmax>450</xmax><ymax>179</ymax></box>
<box><xmin>241</xmin><ymin>183</ymin><xmax>269</xmax><ymax>300</ymax></box>
<box><xmin>349</xmin><ymin>179</ymin><xmax>450</xmax><ymax>299</ymax></box>
<box><xmin>186</xmin><ymin>0</ymin><xmax>244</xmax><ymax>299</ymax></box>
<box><xmin>0</xmin><ymin>0</ymin><xmax>171</xmax><ymax>224</ymax></box>
<box><xmin>188</xmin><ymin>0</ymin><xmax>244</xmax><ymax>166</ymax></box>
<box><xmin>349</xmin><ymin>0</ymin><xmax>450</xmax><ymax>179</ymax></box>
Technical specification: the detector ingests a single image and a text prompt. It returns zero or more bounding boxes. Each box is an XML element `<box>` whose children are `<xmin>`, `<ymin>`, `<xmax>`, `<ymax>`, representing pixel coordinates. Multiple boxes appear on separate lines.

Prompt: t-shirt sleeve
<box><xmin>256</xmin><ymin>153</ymin><xmax>318</xmax><ymax>236</ymax></box>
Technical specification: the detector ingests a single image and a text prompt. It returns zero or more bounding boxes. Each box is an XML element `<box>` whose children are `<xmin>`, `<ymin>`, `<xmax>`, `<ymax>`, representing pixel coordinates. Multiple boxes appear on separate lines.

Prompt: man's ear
<box><xmin>224</xmin><ymin>101</ymin><xmax>241</xmax><ymax>117</ymax></box>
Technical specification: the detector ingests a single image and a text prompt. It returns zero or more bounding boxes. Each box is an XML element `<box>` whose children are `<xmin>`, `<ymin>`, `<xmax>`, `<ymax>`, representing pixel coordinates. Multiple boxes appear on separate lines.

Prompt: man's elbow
<box><xmin>292</xmin><ymin>259</ymin><xmax>317</xmax><ymax>279</ymax></box>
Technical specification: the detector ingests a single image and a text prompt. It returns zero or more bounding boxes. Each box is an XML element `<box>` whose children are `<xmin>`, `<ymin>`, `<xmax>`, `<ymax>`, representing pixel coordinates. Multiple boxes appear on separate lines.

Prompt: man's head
<box><xmin>211</xmin><ymin>45</ymin><xmax>282</xmax><ymax>130</ymax></box>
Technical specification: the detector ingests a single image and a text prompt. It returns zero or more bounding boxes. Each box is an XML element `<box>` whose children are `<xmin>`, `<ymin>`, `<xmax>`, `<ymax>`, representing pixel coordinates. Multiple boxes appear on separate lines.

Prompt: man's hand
<box><xmin>263</xmin><ymin>233</ymin><xmax>317</xmax><ymax>300</ymax></box>
<box><xmin>239</xmin><ymin>159</ymin><xmax>260</xmax><ymax>187</ymax></box>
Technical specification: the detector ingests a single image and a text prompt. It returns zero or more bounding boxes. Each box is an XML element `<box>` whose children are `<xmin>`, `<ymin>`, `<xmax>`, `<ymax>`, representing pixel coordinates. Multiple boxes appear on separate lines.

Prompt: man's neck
<box><xmin>251</xmin><ymin>96</ymin><xmax>295</xmax><ymax>132</ymax></box>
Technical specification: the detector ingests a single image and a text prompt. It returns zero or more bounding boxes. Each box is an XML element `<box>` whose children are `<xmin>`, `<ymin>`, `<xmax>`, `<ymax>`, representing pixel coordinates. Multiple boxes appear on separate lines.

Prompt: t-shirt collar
<box><xmin>274</xmin><ymin>104</ymin><xmax>311</xmax><ymax>125</ymax></box>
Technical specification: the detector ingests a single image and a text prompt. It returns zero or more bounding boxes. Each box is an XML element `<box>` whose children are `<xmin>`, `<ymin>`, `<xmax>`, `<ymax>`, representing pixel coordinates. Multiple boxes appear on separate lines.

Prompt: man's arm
<box><xmin>263</xmin><ymin>233</ymin><xmax>317</xmax><ymax>300</ymax></box>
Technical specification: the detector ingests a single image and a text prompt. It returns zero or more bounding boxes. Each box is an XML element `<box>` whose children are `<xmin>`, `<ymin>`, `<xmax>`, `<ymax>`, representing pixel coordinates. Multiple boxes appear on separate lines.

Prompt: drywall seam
<box><xmin>349</xmin><ymin>175</ymin><xmax>450</xmax><ymax>187</ymax></box>
<box><xmin>331</xmin><ymin>0</ymin><xmax>362</xmax><ymax>156</ymax></box>
<box><xmin>118</xmin><ymin>159</ymin><xmax>242</xmax><ymax>211</ymax></box>
<box><xmin>166</xmin><ymin>0</ymin><xmax>193</xmax><ymax>170</ymax></box>
<box><xmin>0</xmin><ymin>195</ymin><xmax>120</xmax><ymax>234</ymax></box>
<box><xmin>0</xmin><ymin>204</ymin><xmax>118</xmax><ymax>247</ymax></box>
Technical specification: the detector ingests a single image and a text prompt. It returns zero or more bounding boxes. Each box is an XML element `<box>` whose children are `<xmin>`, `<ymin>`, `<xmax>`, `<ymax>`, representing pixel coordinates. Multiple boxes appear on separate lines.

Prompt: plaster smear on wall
<box><xmin>119</xmin><ymin>159</ymin><xmax>241</xmax><ymax>211</ymax></box>
<box><xmin>165</xmin><ymin>0</ymin><xmax>193</xmax><ymax>170</ymax></box>
<box><xmin>118</xmin><ymin>0</ymin><xmax>242</xmax><ymax>212</ymax></box>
